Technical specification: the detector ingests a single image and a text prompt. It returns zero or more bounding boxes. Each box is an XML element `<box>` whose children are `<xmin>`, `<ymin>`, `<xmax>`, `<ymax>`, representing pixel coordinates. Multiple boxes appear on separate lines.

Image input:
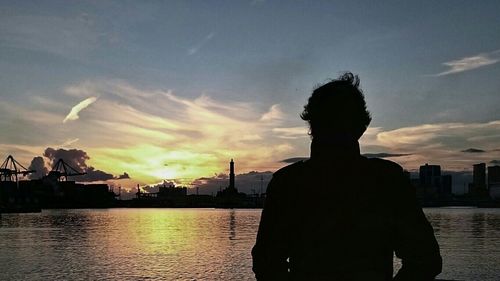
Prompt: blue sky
<box><xmin>1</xmin><ymin>0</ymin><xmax>499</xmax><ymax>190</ymax></box>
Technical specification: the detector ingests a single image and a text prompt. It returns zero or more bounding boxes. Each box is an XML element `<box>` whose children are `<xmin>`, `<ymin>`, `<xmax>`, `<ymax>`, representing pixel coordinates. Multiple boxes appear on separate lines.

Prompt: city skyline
<box><xmin>1</xmin><ymin>1</ymin><xmax>500</xmax><ymax>191</ymax></box>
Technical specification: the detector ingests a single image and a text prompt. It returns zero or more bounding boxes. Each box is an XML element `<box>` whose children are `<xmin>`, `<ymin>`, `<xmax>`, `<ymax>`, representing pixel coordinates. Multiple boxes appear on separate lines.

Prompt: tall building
<box><xmin>419</xmin><ymin>164</ymin><xmax>441</xmax><ymax>187</ymax></box>
<box><xmin>488</xmin><ymin>166</ymin><xmax>500</xmax><ymax>200</ymax></box>
<box><xmin>418</xmin><ymin>164</ymin><xmax>442</xmax><ymax>198</ymax></box>
<box><xmin>469</xmin><ymin>163</ymin><xmax>489</xmax><ymax>198</ymax></box>
<box><xmin>473</xmin><ymin>163</ymin><xmax>486</xmax><ymax>189</ymax></box>
<box><xmin>488</xmin><ymin>165</ymin><xmax>500</xmax><ymax>185</ymax></box>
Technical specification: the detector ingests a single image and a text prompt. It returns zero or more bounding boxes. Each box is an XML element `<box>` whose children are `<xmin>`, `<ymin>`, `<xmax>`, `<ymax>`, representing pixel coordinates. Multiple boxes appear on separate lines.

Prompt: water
<box><xmin>0</xmin><ymin>208</ymin><xmax>499</xmax><ymax>280</ymax></box>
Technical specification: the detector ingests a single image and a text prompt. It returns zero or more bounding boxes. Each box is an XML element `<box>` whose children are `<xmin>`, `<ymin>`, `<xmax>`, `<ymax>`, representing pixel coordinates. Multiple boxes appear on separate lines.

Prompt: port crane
<box><xmin>0</xmin><ymin>155</ymin><xmax>35</xmax><ymax>183</ymax></box>
<box><xmin>49</xmin><ymin>159</ymin><xmax>86</xmax><ymax>181</ymax></box>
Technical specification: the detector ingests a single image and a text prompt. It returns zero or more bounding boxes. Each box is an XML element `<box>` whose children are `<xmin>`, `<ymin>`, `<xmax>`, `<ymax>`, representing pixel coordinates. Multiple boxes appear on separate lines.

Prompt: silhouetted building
<box><xmin>488</xmin><ymin>166</ymin><xmax>500</xmax><ymax>200</ymax></box>
<box><xmin>217</xmin><ymin>159</ymin><xmax>239</xmax><ymax>197</ymax></box>
<box><xmin>229</xmin><ymin>158</ymin><xmax>235</xmax><ymax>190</ymax></box>
<box><xmin>12</xmin><ymin>179</ymin><xmax>115</xmax><ymax>209</ymax></box>
<box><xmin>488</xmin><ymin>166</ymin><xmax>500</xmax><ymax>185</ymax></box>
<box><xmin>470</xmin><ymin>163</ymin><xmax>488</xmax><ymax>197</ymax></box>
<box><xmin>0</xmin><ymin>180</ymin><xmax>40</xmax><ymax>212</ymax></box>
<box><xmin>490</xmin><ymin>183</ymin><xmax>500</xmax><ymax>200</ymax></box>
<box><xmin>158</xmin><ymin>183</ymin><xmax>187</xmax><ymax>198</ymax></box>
<box><xmin>216</xmin><ymin>159</ymin><xmax>247</xmax><ymax>208</ymax></box>
<box><xmin>419</xmin><ymin>164</ymin><xmax>441</xmax><ymax>198</ymax></box>
<box><xmin>440</xmin><ymin>175</ymin><xmax>452</xmax><ymax>196</ymax></box>
<box><xmin>419</xmin><ymin>164</ymin><xmax>441</xmax><ymax>187</ymax></box>
<box><xmin>473</xmin><ymin>163</ymin><xmax>486</xmax><ymax>188</ymax></box>
<box><xmin>133</xmin><ymin>182</ymin><xmax>191</xmax><ymax>207</ymax></box>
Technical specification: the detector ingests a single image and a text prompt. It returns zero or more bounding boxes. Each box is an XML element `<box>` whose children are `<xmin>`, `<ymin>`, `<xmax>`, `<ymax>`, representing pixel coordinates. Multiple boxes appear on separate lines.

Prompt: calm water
<box><xmin>0</xmin><ymin>208</ymin><xmax>499</xmax><ymax>281</ymax></box>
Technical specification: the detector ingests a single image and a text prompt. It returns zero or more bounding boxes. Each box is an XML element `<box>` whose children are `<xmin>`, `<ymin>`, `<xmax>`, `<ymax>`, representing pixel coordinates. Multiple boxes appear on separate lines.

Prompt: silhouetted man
<box><xmin>252</xmin><ymin>73</ymin><xmax>442</xmax><ymax>281</ymax></box>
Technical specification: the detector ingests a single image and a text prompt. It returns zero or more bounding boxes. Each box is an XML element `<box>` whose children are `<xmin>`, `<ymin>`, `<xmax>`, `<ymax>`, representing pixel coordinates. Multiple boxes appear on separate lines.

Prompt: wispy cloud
<box><xmin>57</xmin><ymin>80</ymin><xmax>297</xmax><ymax>185</ymax></box>
<box><xmin>63</xmin><ymin>97</ymin><xmax>98</xmax><ymax>123</ymax></box>
<box><xmin>60</xmin><ymin>138</ymin><xmax>80</xmax><ymax>147</ymax></box>
<box><xmin>5</xmin><ymin>78</ymin><xmax>500</xmax><ymax>189</ymax></box>
<box><xmin>434</xmin><ymin>50</ymin><xmax>500</xmax><ymax>76</ymax></box>
<box><xmin>363</xmin><ymin>153</ymin><xmax>412</xmax><ymax>158</ymax></box>
<box><xmin>281</xmin><ymin>157</ymin><xmax>308</xmax><ymax>163</ymax></box>
<box><xmin>370</xmin><ymin>121</ymin><xmax>500</xmax><ymax>170</ymax></box>
<box><xmin>187</xmin><ymin>32</ymin><xmax>215</xmax><ymax>55</ymax></box>
<box><xmin>280</xmin><ymin>153</ymin><xmax>412</xmax><ymax>164</ymax></box>
<box><xmin>272</xmin><ymin>126</ymin><xmax>308</xmax><ymax>139</ymax></box>
<box><xmin>260</xmin><ymin>104</ymin><xmax>284</xmax><ymax>121</ymax></box>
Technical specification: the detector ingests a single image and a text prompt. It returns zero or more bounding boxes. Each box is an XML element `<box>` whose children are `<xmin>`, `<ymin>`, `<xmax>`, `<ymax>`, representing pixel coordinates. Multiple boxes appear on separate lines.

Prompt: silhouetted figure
<box><xmin>252</xmin><ymin>73</ymin><xmax>442</xmax><ymax>280</ymax></box>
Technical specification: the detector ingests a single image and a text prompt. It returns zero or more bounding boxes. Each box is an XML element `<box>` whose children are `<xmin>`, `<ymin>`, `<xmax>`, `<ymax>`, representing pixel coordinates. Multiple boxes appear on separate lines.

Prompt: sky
<box><xmin>1</xmin><ymin>0</ymin><xmax>499</xmax><ymax>194</ymax></box>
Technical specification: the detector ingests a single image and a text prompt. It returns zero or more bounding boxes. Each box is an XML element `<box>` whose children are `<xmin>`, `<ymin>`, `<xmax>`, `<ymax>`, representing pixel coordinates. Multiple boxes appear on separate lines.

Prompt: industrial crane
<box><xmin>49</xmin><ymin>159</ymin><xmax>86</xmax><ymax>181</ymax></box>
<box><xmin>0</xmin><ymin>155</ymin><xmax>35</xmax><ymax>183</ymax></box>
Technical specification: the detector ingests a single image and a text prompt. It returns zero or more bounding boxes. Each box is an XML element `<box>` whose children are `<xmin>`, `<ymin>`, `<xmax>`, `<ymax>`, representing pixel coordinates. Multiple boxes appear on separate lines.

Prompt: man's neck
<box><xmin>310</xmin><ymin>137</ymin><xmax>360</xmax><ymax>160</ymax></box>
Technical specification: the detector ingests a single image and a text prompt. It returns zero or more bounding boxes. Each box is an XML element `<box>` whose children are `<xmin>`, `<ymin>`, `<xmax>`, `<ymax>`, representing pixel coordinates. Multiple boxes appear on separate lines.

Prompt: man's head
<box><xmin>301</xmin><ymin>72</ymin><xmax>371</xmax><ymax>141</ymax></box>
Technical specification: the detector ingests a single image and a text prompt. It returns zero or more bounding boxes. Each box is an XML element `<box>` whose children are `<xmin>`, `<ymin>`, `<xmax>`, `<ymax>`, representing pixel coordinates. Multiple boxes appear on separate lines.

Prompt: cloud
<box><xmin>363</xmin><ymin>153</ymin><xmax>412</xmax><ymax>158</ymax></box>
<box><xmin>43</xmin><ymin>147</ymin><xmax>127</xmax><ymax>182</ymax></box>
<box><xmin>0</xmin><ymin>101</ymin><xmax>64</xmax><ymax>146</ymax></box>
<box><xmin>58</xmin><ymin>80</ymin><xmax>299</xmax><ymax>186</ymax></box>
<box><xmin>368</xmin><ymin>120</ymin><xmax>500</xmax><ymax>171</ymax></box>
<box><xmin>83</xmin><ymin>166</ymin><xmax>115</xmax><ymax>182</ymax></box>
<box><xmin>27</xmin><ymin>156</ymin><xmax>49</xmax><ymax>179</ymax></box>
<box><xmin>43</xmin><ymin>147</ymin><xmax>88</xmax><ymax>171</ymax></box>
<box><xmin>281</xmin><ymin>157</ymin><xmax>308</xmax><ymax>163</ymax></box>
<box><xmin>116</xmin><ymin>172</ymin><xmax>130</xmax><ymax>179</ymax></box>
<box><xmin>260</xmin><ymin>104</ymin><xmax>284</xmax><ymax>121</ymax></box>
<box><xmin>60</xmin><ymin>138</ymin><xmax>80</xmax><ymax>147</ymax></box>
<box><xmin>15</xmin><ymin>78</ymin><xmax>498</xmax><ymax>189</ymax></box>
<box><xmin>376</xmin><ymin>121</ymin><xmax>500</xmax><ymax>149</ymax></box>
<box><xmin>280</xmin><ymin>153</ymin><xmax>411</xmax><ymax>164</ymax></box>
<box><xmin>434</xmin><ymin>50</ymin><xmax>500</xmax><ymax>76</ymax></box>
<box><xmin>5</xmin><ymin>75</ymin><xmax>500</xmax><ymax>190</ymax></box>
<box><xmin>63</xmin><ymin>97</ymin><xmax>98</xmax><ymax>123</ymax></box>
<box><xmin>272</xmin><ymin>126</ymin><xmax>308</xmax><ymax>139</ymax></box>
<box><xmin>461</xmin><ymin>148</ymin><xmax>485</xmax><ymax>153</ymax></box>
<box><xmin>61</xmin><ymin>79</ymin><xmax>500</xmax><ymax>183</ymax></box>
<box><xmin>490</xmin><ymin>160</ymin><xmax>500</xmax><ymax>165</ymax></box>
<box><xmin>187</xmin><ymin>32</ymin><xmax>215</xmax><ymax>55</ymax></box>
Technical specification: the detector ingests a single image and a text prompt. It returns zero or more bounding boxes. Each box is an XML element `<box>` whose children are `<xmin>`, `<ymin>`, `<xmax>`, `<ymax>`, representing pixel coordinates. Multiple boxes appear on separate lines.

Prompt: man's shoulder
<box><xmin>364</xmin><ymin>157</ymin><xmax>404</xmax><ymax>174</ymax></box>
<box><xmin>273</xmin><ymin>160</ymin><xmax>308</xmax><ymax>178</ymax></box>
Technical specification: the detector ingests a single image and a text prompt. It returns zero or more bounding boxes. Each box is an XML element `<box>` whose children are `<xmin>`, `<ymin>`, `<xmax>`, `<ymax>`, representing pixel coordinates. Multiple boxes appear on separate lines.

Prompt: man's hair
<box><xmin>301</xmin><ymin>72</ymin><xmax>371</xmax><ymax>140</ymax></box>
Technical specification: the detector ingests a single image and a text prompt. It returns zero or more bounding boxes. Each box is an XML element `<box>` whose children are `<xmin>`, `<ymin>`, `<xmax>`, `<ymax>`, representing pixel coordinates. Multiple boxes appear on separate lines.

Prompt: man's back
<box><xmin>252</xmin><ymin>145</ymin><xmax>442</xmax><ymax>280</ymax></box>
<box><xmin>252</xmin><ymin>72</ymin><xmax>442</xmax><ymax>280</ymax></box>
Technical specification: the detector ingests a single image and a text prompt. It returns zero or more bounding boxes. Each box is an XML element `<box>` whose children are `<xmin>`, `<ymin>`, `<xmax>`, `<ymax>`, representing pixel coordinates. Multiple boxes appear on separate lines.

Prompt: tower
<box><xmin>473</xmin><ymin>163</ymin><xmax>486</xmax><ymax>188</ymax></box>
<box><xmin>472</xmin><ymin>163</ymin><xmax>487</xmax><ymax>196</ymax></box>
<box><xmin>229</xmin><ymin>159</ymin><xmax>236</xmax><ymax>190</ymax></box>
<box><xmin>419</xmin><ymin>164</ymin><xmax>441</xmax><ymax>187</ymax></box>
